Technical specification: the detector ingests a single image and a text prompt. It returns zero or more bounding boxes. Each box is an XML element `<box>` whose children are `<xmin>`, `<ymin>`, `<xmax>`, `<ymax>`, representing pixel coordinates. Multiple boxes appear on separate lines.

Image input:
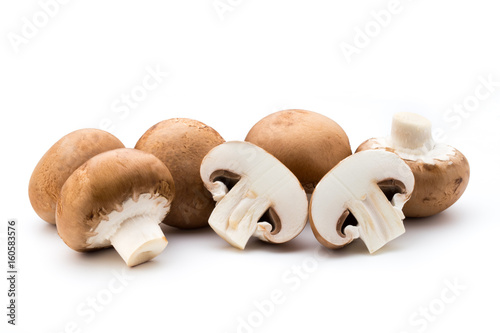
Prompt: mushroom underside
<box><xmin>84</xmin><ymin>193</ymin><xmax>170</xmax><ymax>266</ymax></box>
<box><xmin>338</xmin><ymin>179</ymin><xmax>407</xmax><ymax>238</ymax></box>
<box><xmin>211</xmin><ymin>169</ymin><xmax>282</xmax><ymax>235</ymax></box>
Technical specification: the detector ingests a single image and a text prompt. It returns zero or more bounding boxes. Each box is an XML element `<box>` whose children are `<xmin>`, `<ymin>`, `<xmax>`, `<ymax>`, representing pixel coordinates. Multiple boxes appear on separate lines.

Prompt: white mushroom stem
<box><xmin>110</xmin><ymin>215</ymin><xmax>167</xmax><ymax>267</ymax></box>
<box><xmin>346</xmin><ymin>186</ymin><xmax>405</xmax><ymax>253</ymax></box>
<box><xmin>86</xmin><ymin>194</ymin><xmax>171</xmax><ymax>266</ymax></box>
<box><xmin>209</xmin><ymin>180</ymin><xmax>271</xmax><ymax>249</ymax></box>
<box><xmin>391</xmin><ymin>112</ymin><xmax>434</xmax><ymax>152</ymax></box>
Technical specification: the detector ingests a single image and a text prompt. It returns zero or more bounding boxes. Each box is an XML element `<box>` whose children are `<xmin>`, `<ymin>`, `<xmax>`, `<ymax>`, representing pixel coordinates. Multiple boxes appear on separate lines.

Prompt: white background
<box><xmin>1</xmin><ymin>1</ymin><xmax>499</xmax><ymax>332</ymax></box>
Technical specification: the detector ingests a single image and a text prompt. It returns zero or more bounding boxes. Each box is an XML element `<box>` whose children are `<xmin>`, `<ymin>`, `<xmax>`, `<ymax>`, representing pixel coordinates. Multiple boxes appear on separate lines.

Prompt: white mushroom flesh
<box><xmin>86</xmin><ymin>193</ymin><xmax>170</xmax><ymax>266</ymax></box>
<box><xmin>370</xmin><ymin>112</ymin><xmax>456</xmax><ymax>164</ymax></box>
<box><xmin>200</xmin><ymin>141</ymin><xmax>308</xmax><ymax>250</ymax></box>
<box><xmin>310</xmin><ymin>150</ymin><xmax>414</xmax><ymax>253</ymax></box>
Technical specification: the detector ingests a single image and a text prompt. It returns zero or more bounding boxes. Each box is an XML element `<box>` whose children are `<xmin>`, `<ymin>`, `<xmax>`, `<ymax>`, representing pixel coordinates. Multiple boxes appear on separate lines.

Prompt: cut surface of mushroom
<box><xmin>356</xmin><ymin>112</ymin><xmax>470</xmax><ymax>217</ymax></box>
<box><xmin>200</xmin><ymin>141</ymin><xmax>308</xmax><ymax>249</ymax></box>
<box><xmin>56</xmin><ymin>148</ymin><xmax>175</xmax><ymax>267</ymax></box>
<box><xmin>309</xmin><ymin>150</ymin><xmax>414</xmax><ymax>253</ymax></box>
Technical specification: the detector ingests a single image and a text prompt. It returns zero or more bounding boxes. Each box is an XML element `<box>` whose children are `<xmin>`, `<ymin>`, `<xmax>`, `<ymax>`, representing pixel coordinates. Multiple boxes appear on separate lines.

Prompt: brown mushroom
<box><xmin>135</xmin><ymin>118</ymin><xmax>225</xmax><ymax>229</ymax></box>
<box><xmin>356</xmin><ymin>112</ymin><xmax>470</xmax><ymax>217</ymax></box>
<box><xmin>29</xmin><ymin>129</ymin><xmax>125</xmax><ymax>224</ymax></box>
<box><xmin>56</xmin><ymin>148</ymin><xmax>175</xmax><ymax>267</ymax></box>
<box><xmin>245</xmin><ymin>109</ymin><xmax>352</xmax><ymax>193</ymax></box>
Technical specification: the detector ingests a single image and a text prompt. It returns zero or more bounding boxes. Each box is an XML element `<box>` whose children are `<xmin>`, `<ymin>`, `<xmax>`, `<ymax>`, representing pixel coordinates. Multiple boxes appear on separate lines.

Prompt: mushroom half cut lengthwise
<box><xmin>200</xmin><ymin>141</ymin><xmax>308</xmax><ymax>250</ymax></box>
<box><xmin>309</xmin><ymin>150</ymin><xmax>415</xmax><ymax>253</ymax></box>
<box><xmin>56</xmin><ymin>148</ymin><xmax>175</xmax><ymax>267</ymax></box>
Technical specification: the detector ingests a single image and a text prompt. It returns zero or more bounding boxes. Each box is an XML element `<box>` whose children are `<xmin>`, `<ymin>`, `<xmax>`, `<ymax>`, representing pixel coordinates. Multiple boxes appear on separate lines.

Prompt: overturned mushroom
<box><xmin>357</xmin><ymin>112</ymin><xmax>470</xmax><ymax>217</ymax></box>
<box><xmin>56</xmin><ymin>148</ymin><xmax>175</xmax><ymax>267</ymax></box>
<box><xmin>29</xmin><ymin>129</ymin><xmax>125</xmax><ymax>224</ymax></box>
<box><xmin>245</xmin><ymin>109</ymin><xmax>352</xmax><ymax>193</ymax></box>
<box><xmin>135</xmin><ymin>118</ymin><xmax>225</xmax><ymax>229</ymax></box>
<box><xmin>309</xmin><ymin>150</ymin><xmax>414</xmax><ymax>253</ymax></box>
<box><xmin>200</xmin><ymin>141</ymin><xmax>308</xmax><ymax>249</ymax></box>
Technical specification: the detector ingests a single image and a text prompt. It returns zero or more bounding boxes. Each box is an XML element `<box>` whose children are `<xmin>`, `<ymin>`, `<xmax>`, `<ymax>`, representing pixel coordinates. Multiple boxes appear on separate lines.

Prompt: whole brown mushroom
<box><xmin>29</xmin><ymin>129</ymin><xmax>125</xmax><ymax>224</ymax></box>
<box><xmin>56</xmin><ymin>148</ymin><xmax>175</xmax><ymax>267</ymax></box>
<box><xmin>356</xmin><ymin>112</ymin><xmax>470</xmax><ymax>217</ymax></box>
<box><xmin>135</xmin><ymin>118</ymin><xmax>225</xmax><ymax>229</ymax></box>
<box><xmin>245</xmin><ymin>109</ymin><xmax>352</xmax><ymax>193</ymax></box>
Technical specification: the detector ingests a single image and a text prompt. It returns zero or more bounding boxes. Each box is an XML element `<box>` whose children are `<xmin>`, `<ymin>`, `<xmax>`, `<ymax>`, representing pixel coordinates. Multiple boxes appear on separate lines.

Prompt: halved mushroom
<box><xmin>309</xmin><ymin>150</ymin><xmax>414</xmax><ymax>253</ymax></box>
<box><xmin>135</xmin><ymin>118</ymin><xmax>225</xmax><ymax>229</ymax></box>
<box><xmin>56</xmin><ymin>148</ymin><xmax>175</xmax><ymax>267</ymax></box>
<box><xmin>200</xmin><ymin>141</ymin><xmax>308</xmax><ymax>249</ymax></box>
<box><xmin>29</xmin><ymin>129</ymin><xmax>125</xmax><ymax>224</ymax></box>
<box><xmin>356</xmin><ymin>112</ymin><xmax>470</xmax><ymax>217</ymax></box>
<box><xmin>245</xmin><ymin>109</ymin><xmax>352</xmax><ymax>193</ymax></box>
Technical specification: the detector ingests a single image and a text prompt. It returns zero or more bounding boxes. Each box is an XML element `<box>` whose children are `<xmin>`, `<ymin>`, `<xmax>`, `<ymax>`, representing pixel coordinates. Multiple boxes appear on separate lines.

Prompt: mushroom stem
<box><xmin>110</xmin><ymin>215</ymin><xmax>167</xmax><ymax>267</ymax></box>
<box><xmin>347</xmin><ymin>186</ymin><xmax>405</xmax><ymax>254</ymax></box>
<box><xmin>209</xmin><ymin>181</ymin><xmax>271</xmax><ymax>249</ymax></box>
<box><xmin>391</xmin><ymin>112</ymin><xmax>434</xmax><ymax>152</ymax></box>
<box><xmin>309</xmin><ymin>150</ymin><xmax>413</xmax><ymax>253</ymax></box>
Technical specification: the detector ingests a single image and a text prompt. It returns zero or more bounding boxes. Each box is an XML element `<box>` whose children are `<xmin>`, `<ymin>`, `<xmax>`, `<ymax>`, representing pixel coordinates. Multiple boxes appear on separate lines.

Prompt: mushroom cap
<box><xmin>56</xmin><ymin>148</ymin><xmax>175</xmax><ymax>251</ymax></box>
<box><xmin>135</xmin><ymin>118</ymin><xmax>224</xmax><ymax>229</ymax></box>
<box><xmin>245</xmin><ymin>109</ymin><xmax>352</xmax><ymax>193</ymax></box>
<box><xmin>357</xmin><ymin>139</ymin><xmax>470</xmax><ymax>217</ymax></box>
<box><xmin>29</xmin><ymin>129</ymin><xmax>125</xmax><ymax>224</ymax></box>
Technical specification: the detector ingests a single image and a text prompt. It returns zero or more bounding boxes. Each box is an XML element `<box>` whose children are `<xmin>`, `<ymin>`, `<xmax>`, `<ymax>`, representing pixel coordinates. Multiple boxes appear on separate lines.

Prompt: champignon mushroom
<box><xmin>356</xmin><ymin>112</ymin><xmax>470</xmax><ymax>217</ymax></box>
<box><xmin>56</xmin><ymin>148</ymin><xmax>175</xmax><ymax>267</ymax></box>
<box><xmin>29</xmin><ymin>129</ymin><xmax>125</xmax><ymax>224</ymax></box>
<box><xmin>309</xmin><ymin>150</ymin><xmax>414</xmax><ymax>253</ymax></box>
<box><xmin>245</xmin><ymin>109</ymin><xmax>352</xmax><ymax>193</ymax></box>
<box><xmin>200</xmin><ymin>141</ymin><xmax>308</xmax><ymax>249</ymax></box>
<box><xmin>135</xmin><ymin>118</ymin><xmax>224</xmax><ymax>229</ymax></box>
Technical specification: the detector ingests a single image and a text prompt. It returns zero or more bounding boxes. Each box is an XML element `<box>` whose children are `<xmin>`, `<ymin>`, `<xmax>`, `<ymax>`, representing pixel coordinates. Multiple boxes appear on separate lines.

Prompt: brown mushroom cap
<box><xmin>135</xmin><ymin>118</ymin><xmax>225</xmax><ymax>229</ymax></box>
<box><xmin>245</xmin><ymin>109</ymin><xmax>352</xmax><ymax>193</ymax></box>
<box><xmin>56</xmin><ymin>148</ymin><xmax>175</xmax><ymax>251</ymax></box>
<box><xmin>29</xmin><ymin>129</ymin><xmax>125</xmax><ymax>224</ymax></box>
<box><xmin>357</xmin><ymin>139</ymin><xmax>470</xmax><ymax>217</ymax></box>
